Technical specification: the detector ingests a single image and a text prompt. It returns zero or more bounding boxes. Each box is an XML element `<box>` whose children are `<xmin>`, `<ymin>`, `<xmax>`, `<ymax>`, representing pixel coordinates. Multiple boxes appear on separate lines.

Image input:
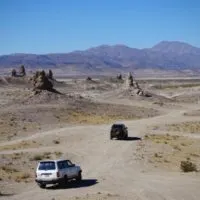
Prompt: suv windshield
<box><xmin>38</xmin><ymin>161</ymin><xmax>56</xmax><ymax>170</ymax></box>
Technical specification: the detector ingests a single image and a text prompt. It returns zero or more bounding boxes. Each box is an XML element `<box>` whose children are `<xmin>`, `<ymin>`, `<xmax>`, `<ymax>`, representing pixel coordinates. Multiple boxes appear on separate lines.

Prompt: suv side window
<box><xmin>63</xmin><ymin>160</ymin><xmax>69</xmax><ymax>168</ymax></box>
<box><xmin>66</xmin><ymin>160</ymin><xmax>73</xmax><ymax>167</ymax></box>
<box><xmin>58</xmin><ymin>160</ymin><xmax>69</xmax><ymax>169</ymax></box>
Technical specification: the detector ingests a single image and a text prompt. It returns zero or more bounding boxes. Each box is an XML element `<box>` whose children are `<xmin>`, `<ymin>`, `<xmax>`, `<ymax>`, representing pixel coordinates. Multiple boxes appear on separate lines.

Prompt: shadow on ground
<box><xmin>125</xmin><ymin>136</ymin><xmax>142</xmax><ymax>141</ymax></box>
<box><xmin>47</xmin><ymin>88</ymin><xmax>64</xmax><ymax>95</ymax></box>
<box><xmin>0</xmin><ymin>193</ymin><xmax>15</xmax><ymax>197</ymax></box>
<box><xmin>113</xmin><ymin>137</ymin><xmax>142</xmax><ymax>141</ymax></box>
<box><xmin>46</xmin><ymin>179</ymin><xmax>98</xmax><ymax>190</ymax></box>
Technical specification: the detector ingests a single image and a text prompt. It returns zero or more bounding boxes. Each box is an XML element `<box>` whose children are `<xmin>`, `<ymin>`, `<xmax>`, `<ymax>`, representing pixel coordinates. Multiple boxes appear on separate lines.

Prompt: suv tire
<box><xmin>63</xmin><ymin>175</ymin><xmax>68</xmax><ymax>185</ymax></box>
<box><xmin>76</xmin><ymin>171</ymin><xmax>82</xmax><ymax>182</ymax></box>
<box><xmin>124</xmin><ymin>134</ymin><xmax>128</xmax><ymax>140</ymax></box>
<box><xmin>59</xmin><ymin>175</ymin><xmax>68</xmax><ymax>186</ymax></box>
<box><xmin>38</xmin><ymin>183</ymin><xmax>46</xmax><ymax>189</ymax></box>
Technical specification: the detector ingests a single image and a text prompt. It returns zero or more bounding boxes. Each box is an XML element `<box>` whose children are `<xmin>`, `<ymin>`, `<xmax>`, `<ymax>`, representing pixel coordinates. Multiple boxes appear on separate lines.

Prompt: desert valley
<box><xmin>1</xmin><ymin>0</ymin><xmax>200</xmax><ymax>199</ymax></box>
<box><xmin>0</xmin><ymin>66</ymin><xmax>200</xmax><ymax>200</ymax></box>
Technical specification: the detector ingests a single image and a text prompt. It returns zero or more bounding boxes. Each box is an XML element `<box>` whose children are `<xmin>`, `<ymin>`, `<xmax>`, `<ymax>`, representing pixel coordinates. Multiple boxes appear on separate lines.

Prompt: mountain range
<box><xmin>1</xmin><ymin>41</ymin><xmax>200</xmax><ymax>75</ymax></box>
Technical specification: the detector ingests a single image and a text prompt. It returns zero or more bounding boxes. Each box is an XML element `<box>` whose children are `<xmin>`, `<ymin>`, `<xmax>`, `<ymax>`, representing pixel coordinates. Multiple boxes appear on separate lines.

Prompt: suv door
<box><xmin>57</xmin><ymin>161</ymin><xmax>70</xmax><ymax>178</ymax></box>
<box><xmin>66</xmin><ymin>160</ymin><xmax>77</xmax><ymax>178</ymax></box>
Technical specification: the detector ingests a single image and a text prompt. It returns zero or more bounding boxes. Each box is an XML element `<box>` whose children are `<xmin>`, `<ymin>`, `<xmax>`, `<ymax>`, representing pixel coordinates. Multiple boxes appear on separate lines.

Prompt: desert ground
<box><xmin>0</xmin><ymin>73</ymin><xmax>200</xmax><ymax>200</ymax></box>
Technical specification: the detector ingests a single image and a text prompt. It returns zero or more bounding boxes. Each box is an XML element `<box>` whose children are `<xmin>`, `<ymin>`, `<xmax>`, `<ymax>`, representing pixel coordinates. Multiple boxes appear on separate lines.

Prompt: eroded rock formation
<box><xmin>11</xmin><ymin>65</ymin><xmax>26</xmax><ymax>77</ymax></box>
<box><xmin>126</xmin><ymin>72</ymin><xmax>150</xmax><ymax>97</ymax></box>
<box><xmin>19</xmin><ymin>65</ymin><xmax>26</xmax><ymax>77</ymax></box>
<box><xmin>32</xmin><ymin>70</ymin><xmax>53</xmax><ymax>91</ymax></box>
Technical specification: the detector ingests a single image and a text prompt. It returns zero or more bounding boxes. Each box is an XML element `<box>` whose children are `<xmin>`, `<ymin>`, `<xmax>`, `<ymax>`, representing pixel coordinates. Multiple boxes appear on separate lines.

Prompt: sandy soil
<box><xmin>0</xmin><ymin>75</ymin><xmax>200</xmax><ymax>200</ymax></box>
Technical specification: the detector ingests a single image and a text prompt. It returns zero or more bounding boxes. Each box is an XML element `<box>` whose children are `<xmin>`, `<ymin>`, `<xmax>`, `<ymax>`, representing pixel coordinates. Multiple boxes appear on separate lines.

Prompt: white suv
<box><xmin>35</xmin><ymin>159</ymin><xmax>82</xmax><ymax>188</ymax></box>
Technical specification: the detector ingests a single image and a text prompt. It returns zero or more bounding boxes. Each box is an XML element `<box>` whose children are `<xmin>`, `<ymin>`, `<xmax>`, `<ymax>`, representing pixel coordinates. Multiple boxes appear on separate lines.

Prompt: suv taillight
<box><xmin>57</xmin><ymin>171</ymin><xmax>60</xmax><ymax>177</ymax></box>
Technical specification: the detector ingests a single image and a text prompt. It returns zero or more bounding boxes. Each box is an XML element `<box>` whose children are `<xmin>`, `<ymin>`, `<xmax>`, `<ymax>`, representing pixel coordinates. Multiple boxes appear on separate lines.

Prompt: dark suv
<box><xmin>110</xmin><ymin>124</ymin><xmax>128</xmax><ymax>140</ymax></box>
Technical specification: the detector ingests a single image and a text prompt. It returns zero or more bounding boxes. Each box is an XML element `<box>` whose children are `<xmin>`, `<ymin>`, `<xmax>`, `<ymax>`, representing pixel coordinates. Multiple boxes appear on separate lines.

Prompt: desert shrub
<box><xmin>180</xmin><ymin>160</ymin><xmax>197</xmax><ymax>172</ymax></box>
<box><xmin>15</xmin><ymin>172</ymin><xmax>31</xmax><ymax>182</ymax></box>
<box><xmin>0</xmin><ymin>166</ymin><xmax>19</xmax><ymax>174</ymax></box>
<box><xmin>190</xmin><ymin>153</ymin><xmax>200</xmax><ymax>157</ymax></box>
<box><xmin>54</xmin><ymin>151</ymin><xmax>62</xmax><ymax>157</ymax></box>
<box><xmin>53</xmin><ymin>140</ymin><xmax>60</xmax><ymax>144</ymax></box>
<box><xmin>154</xmin><ymin>153</ymin><xmax>162</xmax><ymax>158</ymax></box>
<box><xmin>173</xmin><ymin>145</ymin><xmax>181</xmax><ymax>151</ymax></box>
<box><xmin>30</xmin><ymin>152</ymin><xmax>51</xmax><ymax>161</ymax></box>
<box><xmin>86</xmin><ymin>76</ymin><xmax>92</xmax><ymax>81</ymax></box>
<box><xmin>144</xmin><ymin>134</ymin><xmax>149</xmax><ymax>138</ymax></box>
<box><xmin>154</xmin><ymin>153</ymin><xmax>158</xmax><ymax>157</ymax></box>
<box><xmin>1</xmin><ymin>166</ymin><xmax>19</xmax><ymax>173</ymax></box>
<box><xmin>31</xmin><ymin>154</ymin><xmax>43</xmax><ymax>161</ymax></box>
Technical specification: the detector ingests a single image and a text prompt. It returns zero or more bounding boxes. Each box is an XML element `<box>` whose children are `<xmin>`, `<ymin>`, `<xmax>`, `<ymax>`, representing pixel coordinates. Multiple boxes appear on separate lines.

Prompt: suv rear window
<box><xmin>112</xmin><ymin>124</ymin><xmax>123</xmax><ymax>129</ymax></box>
<box><xmin>38</xmin><ymin>161</ymin><xmax>56</xmax><ymax>170</ymax></box>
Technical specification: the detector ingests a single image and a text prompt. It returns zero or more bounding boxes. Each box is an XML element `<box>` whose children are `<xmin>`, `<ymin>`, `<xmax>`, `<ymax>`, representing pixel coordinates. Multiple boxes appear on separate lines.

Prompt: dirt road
<box><xmin>1</xmin><ymin>103</ymin><xmax>200</xmax><ymax>200</ymax></box>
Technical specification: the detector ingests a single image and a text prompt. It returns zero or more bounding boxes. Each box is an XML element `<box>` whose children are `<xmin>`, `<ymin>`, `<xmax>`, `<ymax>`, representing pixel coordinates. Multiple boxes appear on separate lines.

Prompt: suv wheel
<box><xmin>76</xmin><ymin>171</ymin><xmax>82</xmax><ymax>182</ymax></box>
<box><xmin>124</xmin><ymin>134</ymin><xmax>128</xmax><ymax>140</ymax></box>
<box><xmin>59</xmin><ymin>175</ymin><xmax>68</xmax><ymax>186</ymax></box>
<box><xmin>38</xmin><ymin>183</ymin><xmax>46</xmax><ymax>189</ymax></box>
<box><xmin>110</xmin><ymin>135</ymin><xmax>113</xmax><ymax>140</ymax></box>
<box><xmin>117</xmin><ymin>135</ymin><xmax>122</xmax><ymax>140</ymax></box>
<box><xmin>63</xmin><ymin>175</ymin><xmax>68</xmax><ymax>184</ymax></box>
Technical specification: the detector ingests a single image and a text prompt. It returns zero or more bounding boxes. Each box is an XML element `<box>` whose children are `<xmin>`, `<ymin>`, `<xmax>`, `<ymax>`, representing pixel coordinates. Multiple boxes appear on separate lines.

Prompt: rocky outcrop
<box><xmin>117</xmin><ymin>73</ymin><xmax>122</xmax><ymax>80</ymax></box>
<box><xmin>11</xmin><ymin>69</ymin><xmax>17</xmax><ymax>77</ymax></box>
<box><xmin>126</xmin><ymin>72</ymin><xmax>151</xmax><ymax>97</ymax></box>
<box><xmin>47</xmin><ymin>69</ymin><xmax>53</xmax><ymax>80</ymax></box>
<box><xmin>32</xmin><ymin>70</ymin><xmax>53</xmax><ymax>91</ymax></box>
<box><xmin>86</xmin><ymin>76</ymin><xmax>92</xmax><ymax>81</ymax></box>
<box><xmin>19</xmin><ymin>65</ymin><xmax>26</xmax><ymax>77</ymax></box>
<box><xmin>11</xmin><ymin>65</ymin><xmax>26</xmax><ymax>77</ymax></box>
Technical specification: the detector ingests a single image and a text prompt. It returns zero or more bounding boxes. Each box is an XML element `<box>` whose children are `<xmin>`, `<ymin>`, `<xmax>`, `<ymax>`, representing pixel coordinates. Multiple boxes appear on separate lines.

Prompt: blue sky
<box><xmin>0</xmin><ymin>0</ymin><xmax>200</xmax><ymax>55</ymax></box>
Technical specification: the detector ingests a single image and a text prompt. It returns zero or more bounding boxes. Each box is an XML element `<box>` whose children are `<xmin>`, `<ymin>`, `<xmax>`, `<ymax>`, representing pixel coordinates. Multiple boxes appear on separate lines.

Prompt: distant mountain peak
<box><xmin>156</xmin><ymin>40</ymin><xmax>191</xmax><ymax>45</ymax></box>
<box><xmin>87</xmin><ymin>44</ymin><xmax>130</xmax><ymax>51</ymax></box>
<box><xmin>153</xmin><ymin>40</ymin><xmax>196</xmax><ymax>48</ymax></box>
<box><xmin>151</xmin><ymin>41</ymin><xmax>200</xmax><ymax>54</ymax></box>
